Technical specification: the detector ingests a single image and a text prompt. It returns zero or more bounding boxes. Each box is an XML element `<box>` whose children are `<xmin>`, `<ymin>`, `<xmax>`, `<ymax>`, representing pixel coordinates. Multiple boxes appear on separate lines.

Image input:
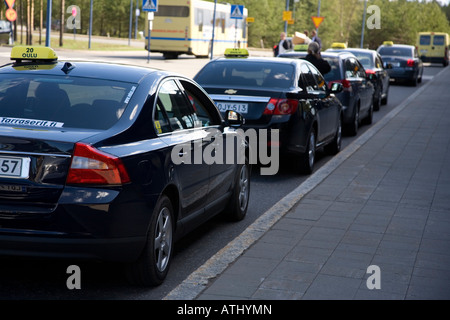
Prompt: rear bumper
<box><xmin>0</xmin><ymin>234</ymin><xmax>146</xmax><ymax>262</ymax></box>
<box><xmin>388</xmin><ymin>69</ymin><xmax>417</xmax><ymax>81</ymax></box>
<box><xmin>420</xmin><ymin>56</ymin><xmax>447</xmax><ymax>64</ymax></box>
<box><xmin>0</xmin><ymin>185</ymin><xmax>158</xmax><ymax>262</ymax></box>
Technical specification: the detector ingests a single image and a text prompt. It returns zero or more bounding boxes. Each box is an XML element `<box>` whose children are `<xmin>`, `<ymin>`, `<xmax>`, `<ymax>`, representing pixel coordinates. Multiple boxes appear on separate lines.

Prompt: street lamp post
<box><xmin>210</xmin><ymin>0</ymin><xmax>217</xmax><ymax>60</ymax></box>
<box><xmin>360</xmin><ymin>0</ymin><xmax>368</xmax><ymax>48</ymax></box>
<box><xmin>89</xmin><ymin>0</ymin><xmax>93</xmax><ymax>49</ymax></box>
<box><xmin>284</xmin><ymin>0</ymin><xmax>290</xmax><ymax>34</ymax></box>
<box><xmin>128</xmin><ymin>0</ymin><xmax>133</xmax><ymax>46</ymax></box>
<box><xmin>45</xmin><ymin>0</ymin><xmax>52</xmax><ymax>47</ymax></box>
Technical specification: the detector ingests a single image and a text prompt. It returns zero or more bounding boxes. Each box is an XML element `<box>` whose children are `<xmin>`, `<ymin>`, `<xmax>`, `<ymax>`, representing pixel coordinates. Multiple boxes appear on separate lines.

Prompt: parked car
<box><xmin>0</xmin><ymin>46</ymin><xmax>250</xmax><ymax>287</ymax></box>
<box><xmin>278</xmin><ymin>51</ymin><xmax>374</xmax><ymax>136</ymax></box>
<box><xmin>326</xmin><ymin>47</ymin><xmax>390</xmax><ymax>110</ymax></box>
<box><xmin>377</xmin><ymin>42</ymin><xmax>424</xmax><ymax>86</ymax></box>
<box><xmin>194</xmin><ymin>49</ymin><xmax>344</xmax><ymax>174</ymax></box>
<box><xmin>0</xmin><ymin>20</ymin><xmax>12</xmax><ymax>45</ymax></box>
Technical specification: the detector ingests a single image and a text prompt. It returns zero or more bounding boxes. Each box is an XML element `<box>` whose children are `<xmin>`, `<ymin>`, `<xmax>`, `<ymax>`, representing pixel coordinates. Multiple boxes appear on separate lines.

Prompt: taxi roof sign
<box><xmin>294</xmin><ymin>44</ymin><xmax>308</xmax><ymax>52</ymax></box>
<box><xmin>11</xmin><ymin>46</ymin><xmax>58</xmax><ymax>62</ymax></box>
<box><xmin>331</xmin><ymin>42</ymin><xmax>347</xmax><ymax>49</ymax></box>
<box><xmin>382</xmin><ymin>41</ymin><xmax>394</xmax><ymax>46</ymax></box>
<box><xmin>224</xmin><ymin>48</ymin><xmax>249</xmax><ymax>58</ymax></box>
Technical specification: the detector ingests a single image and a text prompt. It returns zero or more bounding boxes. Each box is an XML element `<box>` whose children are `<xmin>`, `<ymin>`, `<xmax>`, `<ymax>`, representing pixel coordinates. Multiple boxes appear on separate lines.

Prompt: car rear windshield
<box><xmin>322</xmin><ymin>57</ymin><xmax>341</xmax><ymax>82</ymax></box>
<box><xmin>348</xmin><ymin>52</ymin><xmax>374</xmax><ymax>69</ymax></box>
<box><xmin>195</xmin><ymin>61</ymin><xmax>295</xmax><ymax>89</ymax></box>
<box><xmin>378</xmin><ymin>46</ymin><xmax>413</xmax><ymax>57</ymax></box>
<box><xmin>0</xmin><ymin>74</ymin><xmax>136</xmax><ymax>130</ymax></box>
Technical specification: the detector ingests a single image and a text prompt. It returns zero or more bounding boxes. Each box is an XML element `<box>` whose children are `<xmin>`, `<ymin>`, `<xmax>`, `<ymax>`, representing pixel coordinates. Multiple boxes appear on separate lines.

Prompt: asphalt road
<box><xmin>0</xmin><ymin>46</ymin><xmax>444</xmax><ymax>299</ymax></box>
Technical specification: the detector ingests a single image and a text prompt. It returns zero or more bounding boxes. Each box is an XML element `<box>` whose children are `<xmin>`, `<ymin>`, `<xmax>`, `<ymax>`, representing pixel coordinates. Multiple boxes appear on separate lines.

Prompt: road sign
<box><xmin>5</xmin><ymin>8</ymin><xmax>17</xmax><ymax>22</ymax></box>
<box><xmin>312</xmin><ymin>16</ymin><xmax>324</xmax><ymax>29</ymax></box>
<box><xmin>283</xmin><ymin>11</ymin><xmax>292</xmax><ymax>22</ymax></box>
<box><xmin>5</xmin><ymin>0</ymin><xmax>15</xmax><ymax>8</ymax></box>
<box><xmin>143</xmin><ymin>0</ymin><xmax>158</xmax><ymax>12</ymax></box>
<box><xmin>230</xmin><ymin>5</ymin><xmax>244</xmax><ymax>19</ymax></box>
<box><xmin>246</xmin><ymin>17</ymin><xmax>255</xmax><ymax>23</ymax></box>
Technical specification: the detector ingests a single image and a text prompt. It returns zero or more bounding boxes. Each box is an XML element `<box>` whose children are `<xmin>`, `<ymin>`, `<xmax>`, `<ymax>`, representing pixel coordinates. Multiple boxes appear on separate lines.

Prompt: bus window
<box><xmin>155</xmin><ymin>5</ymin><xmax>189</xmax><ymax>17</ymax></box>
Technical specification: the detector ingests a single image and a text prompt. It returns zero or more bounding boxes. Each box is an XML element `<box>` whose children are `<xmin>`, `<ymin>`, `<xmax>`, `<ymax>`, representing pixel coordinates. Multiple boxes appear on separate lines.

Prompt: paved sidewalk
<box><xmin>166</xmin><ymin>66</ymin><xmax>450</xmax><ymax>300</ymax></box>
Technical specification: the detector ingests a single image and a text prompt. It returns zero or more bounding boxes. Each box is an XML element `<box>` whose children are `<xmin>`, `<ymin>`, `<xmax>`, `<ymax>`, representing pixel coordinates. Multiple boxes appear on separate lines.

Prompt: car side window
<box><xmin>308</xmin><ymin>65</ymin><xmax>328</xmax><ymax>93</ymax></box>
<box><xmin>178</xmin><ymin>79</ymin><xmax>222</xmax><ymax>127</ymax></box>
<box><xmin>155</xmin><ymin>79</ymin><xmax>198</xmax><ymax>132</ymax></box>
<box><xmin>299</xmin><ymin>63</ymin><xmax>316</xmax><ymax>92</ymax></box>
<box><xmin>355</xmin><ymin>60</ymin><xmax>366</xmax><ymax>78</ymax></box>
<box><xmin>345</xmin><ymin>58</ymin><xmax>365</xmax><ymax>79</ymax></box>
<box><xmin>376</xmin><ymin>55</ymin><xmax>383</xmax><ymax>69</ymax></box>
<box><xmin>345</xmin><ymin>58</ymin><xmax>358</xmax><ymax>79</ymax></box>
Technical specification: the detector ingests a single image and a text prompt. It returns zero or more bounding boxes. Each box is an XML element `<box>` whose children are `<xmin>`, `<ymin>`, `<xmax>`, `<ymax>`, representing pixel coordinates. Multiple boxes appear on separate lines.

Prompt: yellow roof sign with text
<box><xmin>11</xmin><ymin>46</ymin><xmax>58</xmax><ymax>62</ymax></box>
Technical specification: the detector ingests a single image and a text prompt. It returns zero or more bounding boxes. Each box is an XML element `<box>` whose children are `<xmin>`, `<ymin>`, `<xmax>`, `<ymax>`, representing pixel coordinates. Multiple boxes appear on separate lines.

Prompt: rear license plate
<box><xmin>391</xmin><ymin>62</ymin><xmax>400</xmax><ymax>67</ymax></box>
<box><xmin>0</xmin><ymin>156</ymin><xmax>31</xmax><ymax>179</ymax></box>
<box><xmin>216</xmin><ymin>102</ymin><xmax>248</xmax><ymax>114</ymax></box>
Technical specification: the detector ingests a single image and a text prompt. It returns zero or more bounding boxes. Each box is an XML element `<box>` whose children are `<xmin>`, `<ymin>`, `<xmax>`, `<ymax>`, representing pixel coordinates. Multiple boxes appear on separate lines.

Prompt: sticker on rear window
<box><xmin>0</xmin><ymin>117</ymin><xmax>64</xmax><ymax>128</ymax></box>
<box><xmin>124</xmin><ymin>86</ymin><xmax>137</xmax><ymax>104</ymax></box>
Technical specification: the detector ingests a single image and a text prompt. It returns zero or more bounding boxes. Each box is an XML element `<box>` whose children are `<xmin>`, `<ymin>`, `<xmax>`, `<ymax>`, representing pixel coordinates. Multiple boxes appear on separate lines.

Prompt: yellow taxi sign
<box><xmin>383</xmin><ymin>41</ymin><xmax>394</xmax><ymax>46</ymax></box>
<box><xmin>11</xmin><ymin>46</ymin><xmax>58</xmax><ymax>62</ymax></box>
<box><xmin>294</xmin><ymin>44</ymin><xmax>308</xmax><ymax>52</ymax></box>
<box><xmin>331</xmin><ymin>42</ymin><xmax>347</xmax><ymax>49</ymax></box>
<box><xmin>224</xmin><ymin>48</ymin><xmax>249</xmax><ymax>58</ymax></box>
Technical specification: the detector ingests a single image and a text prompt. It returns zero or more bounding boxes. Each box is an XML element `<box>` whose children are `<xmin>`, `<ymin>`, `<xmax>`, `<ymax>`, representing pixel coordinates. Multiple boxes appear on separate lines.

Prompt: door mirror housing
<box><xmin>225</xmin><ymin>110</ymin><xmax>245</xmax><ymax>127</ymax></box>
<box><xmin>330</xmin><ymin>82</ymin><xmax>343</xmax><ymax>94</ymax></box>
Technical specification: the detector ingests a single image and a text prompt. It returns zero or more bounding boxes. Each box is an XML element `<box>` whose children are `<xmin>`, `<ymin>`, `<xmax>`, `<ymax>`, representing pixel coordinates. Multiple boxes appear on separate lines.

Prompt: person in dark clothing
<box><xmin>304</xmin><ymin>41</ymin><xmax>331</xmax><ymax>75</ymax></box>
<box><xmin>311</xmin><ymin>30</ymin><xmax>322</xmax><ymax>50</ymax></box>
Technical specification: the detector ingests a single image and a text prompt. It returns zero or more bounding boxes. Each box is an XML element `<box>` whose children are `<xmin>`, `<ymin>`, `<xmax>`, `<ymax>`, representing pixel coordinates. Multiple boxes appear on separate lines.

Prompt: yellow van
<box><xmin>417</xmin><ymin>32</ymin><xmax>449</xmax><ymax>67</ymax></box>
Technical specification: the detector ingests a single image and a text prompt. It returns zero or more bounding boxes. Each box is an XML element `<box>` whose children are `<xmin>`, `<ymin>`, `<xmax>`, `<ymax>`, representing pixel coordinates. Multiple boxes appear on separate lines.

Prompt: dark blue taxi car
<box><xmin>194</xmin><ymin>49</ymin><xmax>344</xmax><ymax>174</ymax></box>
<box><xmin>377</xmin><ymin>42</ymin><xmax>424</xmax><ymax>86</ymax></box>
<box><xmin>278</xmin><ymin>50</ymin><xmax>374</xmax><ymax>136</ymax></box>
<box><xmin>0</xmin><ymin>46</ymin><xmax>250</xmax><ymax>286</ymax></box>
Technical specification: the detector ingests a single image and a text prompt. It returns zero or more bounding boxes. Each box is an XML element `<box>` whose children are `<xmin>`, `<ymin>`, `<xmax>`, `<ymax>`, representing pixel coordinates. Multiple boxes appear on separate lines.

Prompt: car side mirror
<box><xmin>225</xmin><ymin>110</ymin><xmax>245</xmax><ymax>127</ymax></box>
<box><xmin>330</xmin><ymin>82</ymin><xmax>343</xmax><ymax>94</ymax></box>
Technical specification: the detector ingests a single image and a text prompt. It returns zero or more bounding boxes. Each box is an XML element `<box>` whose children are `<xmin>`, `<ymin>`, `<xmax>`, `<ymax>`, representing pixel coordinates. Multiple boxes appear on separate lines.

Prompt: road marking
<box><xmin>163</xmin><ymin>67</ymin><xmax>448</xmax><ymax>300</ymax></box>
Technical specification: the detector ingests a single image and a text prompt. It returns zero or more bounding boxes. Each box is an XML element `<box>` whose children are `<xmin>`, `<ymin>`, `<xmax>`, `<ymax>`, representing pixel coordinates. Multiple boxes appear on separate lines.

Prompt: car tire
<box><xmin>126</xmin><ymin>195</ymin><xmax>174</xmax><ymax>287</ymax></box>
<box><xmin>363</xmin><ymin>101</ymin><xmax>374</xmax><ymax>125</ymax></box>
<box><xmin>347</xmin><ymin>104</ymin><xmax>359</xmax><ymax>136</ymax></box>
<box><xmin>381</xmin><ymin>85</ymin><xmax>389</xmax><ymax>105</ymax></box>
<box><xmin>374</xmin><ymin>88</ymin><xmax>382</xmax><ymax>111</ymax></box>
<box><xmin>225</xmin><ymin>160</ymin><xmax>250</xmax><ymax>222</ymax></box>
<box><xmin>325</xmin><ymin>115</ymin><xmax>342</xmax><ymax>156</ymax></box>
<box><xmin>299</xmin><ymin>129</ymin><xmax>316</xmax><ymax>174</ymax></box>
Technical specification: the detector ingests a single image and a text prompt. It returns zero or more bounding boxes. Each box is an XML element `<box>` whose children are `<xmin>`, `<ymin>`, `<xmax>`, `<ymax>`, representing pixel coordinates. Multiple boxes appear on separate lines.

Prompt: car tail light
<box><xmin>366</xmin><ymin>69</ymin><xmax>376</xmax><ymax>75</ymax></box>
<box><xmin>407</xmin><ymin>59</ymin><xmax>415</xmax><ymax>67</ymax></box>
<box><xmin>66</xmin><ymin>143</ymin><xmax>131</xmax><ymax>185</ymax></box>
<box><xmin>264</xmin><ymin>98</ymin><xmax>299</xmax><ymax>115</ymax></box>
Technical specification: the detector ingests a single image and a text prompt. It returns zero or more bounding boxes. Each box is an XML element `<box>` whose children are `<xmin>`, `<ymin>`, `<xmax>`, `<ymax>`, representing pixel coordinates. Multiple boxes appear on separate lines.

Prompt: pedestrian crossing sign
<box><xmin>230</xmin><ymin>5</ymin><xmax>244</xmax><ymax>19</ymax></box>
<box><xmin>143</xmin><ymin>0</ymin><xmax>158</xmax><ymax>12</ymax></box>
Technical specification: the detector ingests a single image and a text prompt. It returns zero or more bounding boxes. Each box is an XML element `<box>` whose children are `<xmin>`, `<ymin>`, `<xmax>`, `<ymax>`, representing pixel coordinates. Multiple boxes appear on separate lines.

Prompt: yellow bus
<box><xmin>417</xmin><ymin>32</ymin><xmax>449</xmax><ymax>67</ymax></box>
<box><xmin>145</xmin><ymin>0</ymin><xmax>248</xmax><ymax>59</ymax></box>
